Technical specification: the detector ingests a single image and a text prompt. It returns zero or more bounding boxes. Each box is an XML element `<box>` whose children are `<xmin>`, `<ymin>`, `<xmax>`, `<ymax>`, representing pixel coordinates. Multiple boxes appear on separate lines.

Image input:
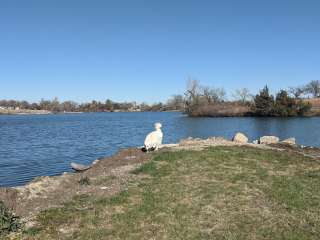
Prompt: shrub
<box><xmin>0</xmin><ymin>201</ymin><xmax>21</xmax><ymax>236</ymax></box>
<box><xmin>273</xmin><ymin>90</ymin><xmax>311</xmax><ymax>117</ymax></box>
<box><xmin>273</xmin><ymin>90</ymin><xmax>297</xmax><ymax>117</ymax></box>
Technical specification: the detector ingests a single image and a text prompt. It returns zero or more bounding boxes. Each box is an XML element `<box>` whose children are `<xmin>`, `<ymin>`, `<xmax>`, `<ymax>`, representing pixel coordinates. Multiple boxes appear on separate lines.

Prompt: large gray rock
<box><xmin>281</xmin><ymin>137</ymin><xmax>296</xmax><ymax>145</ymax></box>
<box><xmin>232</xmin><ymin>132</ymin><xmax>248</xmax><ymax>143</ymax></box>
<box><xmin>259</xmin><ymin>136</ymin><xmax>279</xmax><ymax>144</ymax></box>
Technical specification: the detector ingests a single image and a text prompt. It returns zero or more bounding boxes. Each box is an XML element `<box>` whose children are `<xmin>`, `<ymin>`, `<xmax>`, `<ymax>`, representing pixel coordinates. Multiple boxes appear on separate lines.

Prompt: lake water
<box><xmin>0</xmin><ymin>112</ymin><xmax>319</xmax><ymax>187</ymax></box>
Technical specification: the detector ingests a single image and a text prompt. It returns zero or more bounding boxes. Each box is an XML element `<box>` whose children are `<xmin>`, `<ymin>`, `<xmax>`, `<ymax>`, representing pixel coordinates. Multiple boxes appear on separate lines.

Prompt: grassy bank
<box><xmin>5</xmin><ymin>146</ymin><xmax>320</xmax><ymax>239</ymax></box>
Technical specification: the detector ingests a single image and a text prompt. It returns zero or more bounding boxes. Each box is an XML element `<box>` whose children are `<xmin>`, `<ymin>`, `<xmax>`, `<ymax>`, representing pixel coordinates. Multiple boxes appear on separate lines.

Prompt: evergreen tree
<box><xmin>253</xmin><ymin>86</ymin><xmax>274</xmax><ymax>116</ymax></box>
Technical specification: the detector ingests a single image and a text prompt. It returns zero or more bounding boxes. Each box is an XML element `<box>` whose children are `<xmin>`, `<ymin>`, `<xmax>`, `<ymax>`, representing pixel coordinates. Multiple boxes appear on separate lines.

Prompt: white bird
<box><xmin>143</xmin><ymin>123</ymin><xmax>163</xmax><ymax>151</ymax></box>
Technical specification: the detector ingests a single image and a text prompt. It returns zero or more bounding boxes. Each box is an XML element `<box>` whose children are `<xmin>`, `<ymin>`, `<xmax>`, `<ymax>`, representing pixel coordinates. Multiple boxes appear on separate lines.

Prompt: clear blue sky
<box><xmin>1</xmin><ymin>0</ymin><xmax>319</xmax><ymax>103</ymax></box>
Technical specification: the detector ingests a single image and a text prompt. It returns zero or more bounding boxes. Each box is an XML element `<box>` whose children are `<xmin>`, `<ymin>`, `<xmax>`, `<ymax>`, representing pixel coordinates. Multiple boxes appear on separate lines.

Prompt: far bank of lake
<box><xmin>0</xmin><ymin>112</ymin><xmax>320</xmax><ymax>187</ymax></box>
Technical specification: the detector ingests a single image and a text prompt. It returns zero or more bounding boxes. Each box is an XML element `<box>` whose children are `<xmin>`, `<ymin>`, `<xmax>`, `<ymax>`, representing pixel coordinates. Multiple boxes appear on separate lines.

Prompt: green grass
<box><xmin>8</xmin><ymin>146</ymin><xmax>320</xmax><ymax>240</ymax></box>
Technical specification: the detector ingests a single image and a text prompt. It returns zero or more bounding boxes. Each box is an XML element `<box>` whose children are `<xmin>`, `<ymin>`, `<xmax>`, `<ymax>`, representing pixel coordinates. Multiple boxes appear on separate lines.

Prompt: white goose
<box><xmin>143</xmin><ymin>122</ymin><xmax>163</xmax><ymax>151</ymax></box>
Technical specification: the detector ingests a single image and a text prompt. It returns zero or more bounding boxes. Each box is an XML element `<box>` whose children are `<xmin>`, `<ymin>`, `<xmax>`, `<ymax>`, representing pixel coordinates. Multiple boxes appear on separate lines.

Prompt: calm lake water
<box><xmin>0</xmin><ymin>112</ymin><xmax>319</xmax><ymax>187</ymax></box>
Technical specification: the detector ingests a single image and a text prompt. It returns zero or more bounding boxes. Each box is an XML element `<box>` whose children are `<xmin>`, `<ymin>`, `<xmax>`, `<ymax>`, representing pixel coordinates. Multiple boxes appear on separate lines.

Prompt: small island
<box><xmin>184</xmin><ymin>80</ymin><xmax>320</xmax><ymax>117</ymax></box>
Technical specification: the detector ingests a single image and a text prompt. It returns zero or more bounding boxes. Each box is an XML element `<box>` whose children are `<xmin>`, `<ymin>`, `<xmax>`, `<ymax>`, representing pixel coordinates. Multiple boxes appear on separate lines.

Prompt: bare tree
<box><xmin>208</xmin><ymin>87</ymin><xmax>226</xmax><ymax>103</ymax></box>
<box><xmin>167</xmin><ymin>94</ymin><xmax>185</xmax><ymax>110</ymax></box>
<box><xmin>39</xmin><ymin>99</ymin><xmax>51</xmax><ymax>111</ymax></box>
<box><xmin>232</xmin><ymin>88</ymin><xmax>251</xmax><ymax>103</ymax></box>
<box><xmin>305</xmin><ymin>80</ymin><xmax>320</xmax><ymax>98</ymax></box>
<box><xmin>185</xmin><ymin>79</ymin><xmax>200</xmax><ymax>101</ymax></box>
<box><xmin>50</xmin><ymin>97</ymin><xmax>61</xmax><ymax>112</ymax></box>
<box><xmin>288</xmin><ymin>86</ymin><xmax>305</xmax><ymax>99</ymax></box>
<box><xmin>184</xmin><ymin>79</ymin><xmax>203</xmax><ymax>113</ymax></box>
<box><xmin>62</xmin><ymin>101</ymin><xmax>78</xmax><ymax>112</ymax></box>
<box><xmin>202</xmin><ymin>86</ymin><xmax>212</xmax><ymax>103</ymax></box>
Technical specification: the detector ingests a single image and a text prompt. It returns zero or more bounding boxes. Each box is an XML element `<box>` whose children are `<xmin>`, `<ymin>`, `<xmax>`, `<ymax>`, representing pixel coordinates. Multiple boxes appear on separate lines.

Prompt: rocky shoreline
<box><xmin>0</xmin><ymin>109</ymin><xmax>52</xmax><ymax>115</ymax></box>
<box><xmin>1</xmin><ymin>135</ymin><xmax>320</xmax><ymax>228</ymax></box>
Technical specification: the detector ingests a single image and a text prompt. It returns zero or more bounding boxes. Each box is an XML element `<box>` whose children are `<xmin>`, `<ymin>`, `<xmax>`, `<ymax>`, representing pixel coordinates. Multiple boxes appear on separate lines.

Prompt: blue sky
<box><xmin>0</xmin><ymin>0</ymin><xmax>319</xmax><ymax>103</ymax></box>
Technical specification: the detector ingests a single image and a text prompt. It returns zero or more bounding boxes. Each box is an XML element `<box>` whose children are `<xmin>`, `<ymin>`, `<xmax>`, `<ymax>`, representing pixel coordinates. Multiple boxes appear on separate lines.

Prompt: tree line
<box><xmin>1</xmin><ymin>80</ymin><xmax>319</xmax><ymax>116</ymax></box>
<box><xmin>0</xmin><ymin>97</ymin><xmax>184</xmax><ymax>113</ymax></box>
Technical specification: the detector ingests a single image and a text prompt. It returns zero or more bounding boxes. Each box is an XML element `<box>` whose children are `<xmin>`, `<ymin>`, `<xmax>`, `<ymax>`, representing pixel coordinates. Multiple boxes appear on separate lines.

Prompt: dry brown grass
<box><xmin>302</xmin><ymin>98</ymin><xmax>320</xmax><ymax>115</ymax></box>
<box><xmin>189</xmin><ymin>102</ymin><xmax>252</xmax><ymax>117</ymax></box>
<box><xmin>303</xmin><ymin>98</ymin><xmax>320</xmax><ymax>106</ymax></box>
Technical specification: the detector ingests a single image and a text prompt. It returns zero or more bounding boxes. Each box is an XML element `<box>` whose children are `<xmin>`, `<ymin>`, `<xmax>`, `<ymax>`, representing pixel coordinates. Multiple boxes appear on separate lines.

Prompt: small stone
<box><xmin>281</xmin><ymin>137</ymin><xmax>296</xmax><ymax>145</ymax></box>
<box><xmin>253</xmin><ymin>140</ymin><xmax>259</xmax><ymax>144</ymax></box>
<box><xmin>92</xmin><ymin>159</ymin><xmax>100</xmax><ymax>165</ymax></box>
<box><xmin>59</xmin><ymin>228</ymin><xmax>69</xmax><ymax>234</ymax></box>
<box><xmin>232</xmin><ymin>132</ymin><xmax>248</xmax><ymax>143</ymax></box>
<box><xmin>259</xmin><ymin>136</ymin><xmax>279</xmax><ymax>144</ymax></box>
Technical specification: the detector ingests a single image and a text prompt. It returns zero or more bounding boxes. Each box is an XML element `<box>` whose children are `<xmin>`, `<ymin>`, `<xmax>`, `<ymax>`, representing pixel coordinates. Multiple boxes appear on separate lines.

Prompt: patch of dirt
<box><xmin>269</xmin><ymin>143</ymin><xmax>320</xmax><ymax>160</ymax></box>
<box><xmin>0</xmin><ymin>148</ymin><xmax>150</xmax><ymax>221</ymax></box>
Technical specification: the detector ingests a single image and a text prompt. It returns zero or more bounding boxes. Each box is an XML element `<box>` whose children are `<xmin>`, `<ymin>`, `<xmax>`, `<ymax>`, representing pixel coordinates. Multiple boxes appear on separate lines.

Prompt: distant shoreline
<box><xmin>1</xmin><ymin>109</ymin><xmax>320</xmax><ymax>117</ymax></box>
<box><xmin>0</xmin><ymin>109</ymin><xmax>182</xmax><ymax>115</ymax></box>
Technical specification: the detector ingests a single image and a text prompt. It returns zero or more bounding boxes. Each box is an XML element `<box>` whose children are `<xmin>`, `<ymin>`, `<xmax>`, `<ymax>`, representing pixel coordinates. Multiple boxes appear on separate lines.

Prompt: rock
<box><xmin>281</xmin><ymin>137</ymin><xmax>296</xmax><ymax>145</ymax></box>
<box><xmin>259</xmin><ymin>136</ymin><xmax>279</xmax><ymax>144</ymax></box>
<box><xmin>70</xmin><ymin>162</ymin><xmax>91</xmax><ymax>171</ymax></box>
<box><xmin>92</xmin><ymin>159</ymin><xmax>100</xmax><ymax>165</ymax></box>
<box><xmin>232</xmin><ymin>132</ymin><xmax>248</xmax><ymax>143</ymax></box>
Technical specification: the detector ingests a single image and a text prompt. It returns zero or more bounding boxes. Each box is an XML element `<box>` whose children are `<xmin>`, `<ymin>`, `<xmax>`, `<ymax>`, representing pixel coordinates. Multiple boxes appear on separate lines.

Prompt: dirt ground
<box><xmin>0</xmin><ymin>148</ymin><xmax>150</xmax><ymax>223</ymax></box>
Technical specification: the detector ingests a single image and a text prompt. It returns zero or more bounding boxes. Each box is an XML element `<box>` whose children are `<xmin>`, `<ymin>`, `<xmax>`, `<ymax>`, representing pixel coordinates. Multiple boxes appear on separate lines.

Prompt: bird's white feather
<box><xmin>144</xmin><ymin>123</ymin><xmax>163</xmax><ymax>150</ymax></box>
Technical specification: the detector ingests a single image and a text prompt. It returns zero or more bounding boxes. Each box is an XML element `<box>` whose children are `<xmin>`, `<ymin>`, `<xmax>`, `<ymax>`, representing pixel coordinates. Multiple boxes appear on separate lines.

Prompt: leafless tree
<box><xmin>305</xmin><ymin>80</ymin><xmax>320</xmax><ymax>98</ymax></box>
<box><xmin>167</xmin><ymin>94</ymin><xmax>185</xmax><ymax>110</ymax></box>
<box><xmin>184</xmin><ymin>79</ymin><xmax>203</xmax><ymax>113</ymax></box>
<box><xmin>288</xmin><ymin>86</ymin><xmax>305</xmax><ymax>99</ymax></box>
<box><xmin>62</xmin><ymin>101</ymin><xmax>78</xmax><ymax>112</ymax></box>
<box><xmin>232</xmin><ymin>88</ymin><xmax>252</xmax><ymax>103</ymax></box>
<box><xmin>185</xmin><ymin>79</ymin><xmax>201</xmax><ymax>101</ymax></box>
<box><xmin>199</xmin><ymin>85</ymin><xmax>225</xmax><ymax>103</ymax></box>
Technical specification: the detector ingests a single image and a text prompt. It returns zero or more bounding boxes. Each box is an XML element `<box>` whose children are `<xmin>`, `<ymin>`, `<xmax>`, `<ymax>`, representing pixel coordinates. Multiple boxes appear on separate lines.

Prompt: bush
<box><xmin>253</xmin><ymin>87</ymin><xmax>311</xmax><ymax>117</ymax></box>
<box><xmin>273</xmin><ymin>90</ymin><xmax>297</xmax><ymax>117</ymax></box>
<box><xmin>0</xmin><ymin>201</ymin><xmax>21</xmax><ymax>236</ymax></box>
<box><xmin>296</xmin><ymin>100</ymin><xmax>312</xmax><ymax>116</ymax></box>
